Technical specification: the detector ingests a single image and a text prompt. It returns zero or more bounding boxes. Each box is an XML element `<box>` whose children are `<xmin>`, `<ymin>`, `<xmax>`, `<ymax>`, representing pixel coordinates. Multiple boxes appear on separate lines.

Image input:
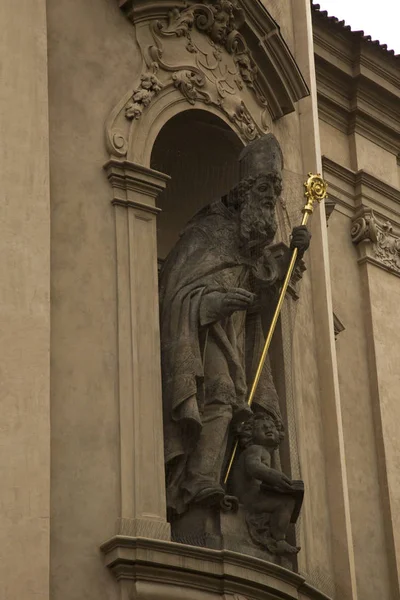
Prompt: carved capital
<box><xmin>351</xmin><ymin>208</ymin><xmax>400</xmax><ymax>277</ymax></box>
<box><xmin>104</xmin><ymin>159</ymin><xmax>169</xmax><ymax>211</ymax></box>
<box><xmin>350</xmin><ymin>209</ymin><xmax>379</xmax><ymax>245</ymax></box>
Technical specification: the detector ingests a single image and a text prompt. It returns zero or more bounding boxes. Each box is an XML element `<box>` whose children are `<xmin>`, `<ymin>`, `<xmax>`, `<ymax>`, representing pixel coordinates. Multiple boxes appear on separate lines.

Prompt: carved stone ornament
<box><xmin>125</xmin><ymin>72</ymin><xmax>164</xmax><ymax>120</ymax></box>
<box><xmin>351</xmin><ymin>208</ymin><xmax>400</xmax><ymax>276</ymax></box>
<box><xmin>107</xmin><ymin>0</ymin><xmax>308</xmax><ymax>162</ymax></box>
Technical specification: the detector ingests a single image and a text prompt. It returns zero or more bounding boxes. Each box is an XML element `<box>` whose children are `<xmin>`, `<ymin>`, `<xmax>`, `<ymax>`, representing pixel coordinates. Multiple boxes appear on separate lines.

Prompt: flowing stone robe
<box><xmin>159</xmin><ymin>199</ymin><xmax>282</xmax><ymax>515</ymax></box>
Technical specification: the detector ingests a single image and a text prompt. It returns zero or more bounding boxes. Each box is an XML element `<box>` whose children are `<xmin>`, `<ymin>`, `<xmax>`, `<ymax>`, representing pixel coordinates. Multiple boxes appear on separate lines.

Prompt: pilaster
<box><xmin>291</xmin><ymin>3</ymin><xmax>358</xmax><ymax>599</ymax></box>
<box><xmin>322</xmin><ymin>156</ymin><xmax>400</xmax><ymax>596</ymax></box>
<box><xmin>0</xmin><ymin>1</ymin><xmax>51</xmax><ymax>598</ymax></box>
<box><xmin>351</xmin><ymin>209</ymin><xmax>400</xmax><ymax>594</ymax></box>
<box><xmin>104</xmin><ymin>159</ymin><xmax>171</xmax><ymax>540</ymax></box>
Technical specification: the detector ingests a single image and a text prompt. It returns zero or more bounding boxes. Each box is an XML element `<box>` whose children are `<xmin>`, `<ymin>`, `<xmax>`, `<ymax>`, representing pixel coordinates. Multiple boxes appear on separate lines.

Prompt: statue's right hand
<box><xmin>219</xmin><ymin>288</ymin><xmax>256</xmax><ymax>316</ymax></box>
<box><xmin>201</xmin><ymin>288</ymin><xmax>255</xmax><ymax>324</ymax></box>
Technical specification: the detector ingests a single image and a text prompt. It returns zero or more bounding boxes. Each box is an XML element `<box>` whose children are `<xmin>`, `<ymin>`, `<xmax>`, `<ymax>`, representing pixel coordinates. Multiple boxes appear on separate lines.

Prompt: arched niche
<box><xmin>150</xmin><ymin>109</ymin><xmax>243</xmax><ymax>259</ymax></box>
<box><xmin>149</xmin><ymin>107</ymin><xmax>295</xmax><ymax>483</ymax></box>
<box><xmin>102</xmin><ymin>0</ymin><xmax>308</xmax><ymax>549</ymax></box>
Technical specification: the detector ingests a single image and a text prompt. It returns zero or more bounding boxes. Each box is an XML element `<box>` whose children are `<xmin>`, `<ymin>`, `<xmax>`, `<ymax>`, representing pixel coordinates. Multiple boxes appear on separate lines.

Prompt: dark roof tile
<box><xmin>312</xmin><ymin>2</ymin><xmax>400</xmax><ymax>59</ymax></box>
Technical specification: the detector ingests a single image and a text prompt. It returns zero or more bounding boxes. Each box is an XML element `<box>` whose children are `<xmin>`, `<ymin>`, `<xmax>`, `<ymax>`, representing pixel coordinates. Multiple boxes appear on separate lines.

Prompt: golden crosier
<box><xmin>303</xmin><ymin>173</ymin><xmax>328</xmax><ymax>214</ymax></box>
<box><xmin>223</xmin><ymin>173</ymin><xmax>328</xmax><ymax>485</ymax></box>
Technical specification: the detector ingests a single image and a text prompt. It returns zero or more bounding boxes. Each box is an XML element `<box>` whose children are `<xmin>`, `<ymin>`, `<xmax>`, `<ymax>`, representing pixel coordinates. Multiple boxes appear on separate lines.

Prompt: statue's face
<box><xmin>253</xmin><ymin>417</ymin><xmax>280</xmax><ymax>448</ymax></box>
<box><xmin>238</xmin><ymin>172</ymin><xmax>281</xmax><ymax>248</ymax></box>
<box><xmin>249</xmin><ymin>172</ymin><xmax>282</xmax><ymax>208</ymax></box>
<box><xmin>210</xmin><ymin>11</ymin><xmax>230</xmax><ymax>42</ymax></box>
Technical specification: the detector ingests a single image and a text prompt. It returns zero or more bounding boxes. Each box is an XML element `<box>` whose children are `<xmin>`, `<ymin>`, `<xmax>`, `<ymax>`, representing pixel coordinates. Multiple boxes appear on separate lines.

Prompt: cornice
<box><xmin>315</xmin><ymin>56</ymin><xmax>400</xmax><ymax>156</ymax></box>
<box><xmin>100</xmin><ymin>535</ymin><xmax>333</xmax><ymax>600</ymax></box>
<box><xmin>317</xmin><ymin>93</ymin><xmax>348</xmax><ymax>135</ymax></box>
<box><xmin>314</xmin><ymin>32</ymin><xmax>400</xmax><ymax>95</ymax></box>
<box><xmin>354</xmin><ymin>171</ymin><xmax>400</xmax><ymax>212</ymax></box>
<box><xmin>313</xmin><ymin>30</ymin><xmax>353</xmax><ymax>72</ymax></box>
<box><xmin>318</xmin><ymin>103</ymin><xmax>400</xmax><ymax>157</ymax></box>
<box><xmin>322</xmin><ymin>157</ymin><xmax>356</xmax><ymax>187</ymax></box>
<box><xmin>322</xmin><ymin>156</ymin><xmax>400</xmax><ymax>223</ymax></box>
<box><xmin>312</xmin><ymin>10</ymin><xmax>400</xmax><ymax>91</ymax></box>
<box><xmin>358</xmin><ymin>54</ymin><xmax>400</xmax><ymax>95</ymax></box>
<box><xmin>321</xmin><ymin>158</ymin><xmax>400</xmax><ymax>277</ymax></box>
<box><xmin>349</xmin><ymin>113</ymin><xmax>400</xmax><ymax>157</ymax></box>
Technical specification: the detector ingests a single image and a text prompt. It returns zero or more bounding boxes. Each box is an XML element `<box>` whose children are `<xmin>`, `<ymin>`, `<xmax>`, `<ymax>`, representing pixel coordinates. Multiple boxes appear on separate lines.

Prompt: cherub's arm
<box><xmin>244</xmin><ymin>446</ymin><xmax>293</xmax><ymax>493</ymax></box>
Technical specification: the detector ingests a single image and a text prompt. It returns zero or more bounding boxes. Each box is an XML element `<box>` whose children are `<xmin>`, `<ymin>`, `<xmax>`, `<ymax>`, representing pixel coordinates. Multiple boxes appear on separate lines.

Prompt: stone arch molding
<box><xmin>107</xmin><ymin>0</ymin><xmax>309</xmax><ymax>165</ymax></box>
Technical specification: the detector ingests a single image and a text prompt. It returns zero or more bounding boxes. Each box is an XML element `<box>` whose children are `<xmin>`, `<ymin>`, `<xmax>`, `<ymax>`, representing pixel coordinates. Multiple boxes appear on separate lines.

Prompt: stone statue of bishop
<box><xmin>159</xmin><ymin>134</ymin><xmax>310</xmax><ymax>516</ymax></box>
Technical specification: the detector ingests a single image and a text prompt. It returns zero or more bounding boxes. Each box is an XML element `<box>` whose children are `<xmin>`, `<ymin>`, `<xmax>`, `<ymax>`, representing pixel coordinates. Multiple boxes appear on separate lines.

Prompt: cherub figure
<box><xmin>206</xmin><ymin>0</ymin><xmax>244</xmax><ymax>44</ymax></box>
<box><xmin>231</xmin><ymin>413</ymin><xmax>303</xmax><ymax>555</ymax></box>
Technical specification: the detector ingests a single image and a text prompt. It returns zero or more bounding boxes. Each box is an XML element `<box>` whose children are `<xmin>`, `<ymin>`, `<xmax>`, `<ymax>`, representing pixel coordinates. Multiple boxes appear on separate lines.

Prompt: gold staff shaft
<box><xmin>223</xmin><ymin>173</ymin><xmax>327</xmax><ymax>485</ymax></box>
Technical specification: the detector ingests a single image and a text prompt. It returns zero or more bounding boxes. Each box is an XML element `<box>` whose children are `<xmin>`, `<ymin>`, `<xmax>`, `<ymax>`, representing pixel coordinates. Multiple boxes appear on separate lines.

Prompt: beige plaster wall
<box><xmin>44</xmin><ymin>1</ymin><xmax>351</xmax><ymax>598</ymax></box>
<box><xmin>47</xmin><ymin>1</ymin><xmax>142</xmax><ymax>598</ymax></box>
<box><xmin>291</xmin><ymin>269</ymin><xmax>336</xmax><ymax>595</ymax></box>
<box><xmin>350</xmin><ymin>134</ymin><xmax>398</xmax><ymax>186</ymax></box>
<box><xmin>327</xmin><ymin>210</ymin><xmax>392</xmax><ymax>598</ymax></box>
<box><xmin>319</xmin><ymin>121</ymin><xmax>352</xmax><ymax>170</ymax></box>
<box><xmin>363</xmin><ymin>263</ymin><xmax>400</xmax><ymax>589</ymax></box>
<box><xmin>0</xmin><ymin>1</ymin><xmax>50</xmax><ymax>599</ymax></box>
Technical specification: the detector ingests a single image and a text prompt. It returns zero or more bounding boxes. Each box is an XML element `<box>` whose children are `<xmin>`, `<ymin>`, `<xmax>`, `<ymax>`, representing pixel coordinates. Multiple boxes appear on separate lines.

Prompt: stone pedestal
<box><xmin>101</xmin><ymin>536</ymin><xmax>332</xmax><ymax>600</ymax></box>
<box><xmin>170</xmin><ymin>505</ymin><xmax>294</xmax><ymax>570</ymax></box>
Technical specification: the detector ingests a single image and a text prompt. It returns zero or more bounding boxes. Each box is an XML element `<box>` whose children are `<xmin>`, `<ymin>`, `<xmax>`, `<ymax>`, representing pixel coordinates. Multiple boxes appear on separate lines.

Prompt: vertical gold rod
<box><xmin>223</xmin><ymin>210</ymin><xmax>311</xmax><ymax>485</ymax></box>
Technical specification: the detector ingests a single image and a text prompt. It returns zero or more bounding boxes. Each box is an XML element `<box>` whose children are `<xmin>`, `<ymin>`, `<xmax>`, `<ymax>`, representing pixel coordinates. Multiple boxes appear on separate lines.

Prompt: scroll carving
<box><xmin>172</xmin><ymin>69</ymin><xmax>211</xmax><ymax>104</ymax></box>
<box><xmin>154</xmin><ymin>1</ymin><xmax>258</xmax><ymax>94</ymax></box>
<box><xmin>375</xmin><ymin>221</ymin><xmax>400</xmax><ymax>273</ymax></box>
<box><xmin>107</xmin><ymin>0</ymin><xmax>309</xmax><ymax>160</ymax></box>
<box><xmin>137</xmin><ymin>0</ymin><xmax>264</xmax><ymax>140</ymax></box>
<box><xmin>107</xmin><ymin>0</ymin><xmax>267</xmax><ymax>156</ymax></box>
<box><xmin>351</xmin><ymin>209</ymin><xmax>400</xmax><ymax>276</ymax></box>
<box><xmin>350</xmin><ymin>211</ymin><xmax>378</xmax><ymax>245</ymax></box>
<box><xmin>221</xmin><ymin>100</ymin><xmax>259</xmax><ymax>141</ymax></box>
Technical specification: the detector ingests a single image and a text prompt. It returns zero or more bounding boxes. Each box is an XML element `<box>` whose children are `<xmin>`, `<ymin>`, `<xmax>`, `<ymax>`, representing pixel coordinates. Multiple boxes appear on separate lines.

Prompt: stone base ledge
<box><xmin>100</xmin><ymin>536</ymin><xmax>333</xmax><ymax>600</ymax></box>
<box><xmin>116</xmin><ymin>517</ymin><xmax>171</xmax><ymax>540</ymax></box>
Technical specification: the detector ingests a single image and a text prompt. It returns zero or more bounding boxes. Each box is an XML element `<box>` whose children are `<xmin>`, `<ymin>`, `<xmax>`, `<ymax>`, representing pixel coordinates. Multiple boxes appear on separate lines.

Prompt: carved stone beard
<box><xmin>239</xmin><ymin>190</ymin><xmax>278</xmax><ymax>253</ymax></box>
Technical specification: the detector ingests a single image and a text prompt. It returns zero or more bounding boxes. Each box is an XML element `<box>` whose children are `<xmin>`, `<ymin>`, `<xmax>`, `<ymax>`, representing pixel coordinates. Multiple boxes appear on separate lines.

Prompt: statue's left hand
<box><xmin>290</xmin><ymin>225</ymin><xmax>311</xmax><ymax>257</ymax></box>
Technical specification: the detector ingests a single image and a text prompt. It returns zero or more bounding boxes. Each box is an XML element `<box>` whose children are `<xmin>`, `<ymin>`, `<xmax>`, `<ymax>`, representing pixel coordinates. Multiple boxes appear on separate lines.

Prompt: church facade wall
<box><xmin>0</xmin><ymin>2</ymin><xmax>398</xmax><ymax>600</ymax></box>
<box><xmin>46</xmin><ymin>1</ymin><xmax>142</xmax><ymax>598</ymax></box>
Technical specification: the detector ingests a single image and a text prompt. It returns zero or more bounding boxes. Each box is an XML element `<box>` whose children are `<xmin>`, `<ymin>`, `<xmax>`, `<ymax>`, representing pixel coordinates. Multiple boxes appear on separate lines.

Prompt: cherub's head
<box><xmin>207</xmin><ymin>0</ymin><xmax>244</xmax><ymax>44</ymax></box>
<box><xmin>237</xmin><ymin>413</ymin><xmax>284</xmax><ymax>450</ymax></box>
